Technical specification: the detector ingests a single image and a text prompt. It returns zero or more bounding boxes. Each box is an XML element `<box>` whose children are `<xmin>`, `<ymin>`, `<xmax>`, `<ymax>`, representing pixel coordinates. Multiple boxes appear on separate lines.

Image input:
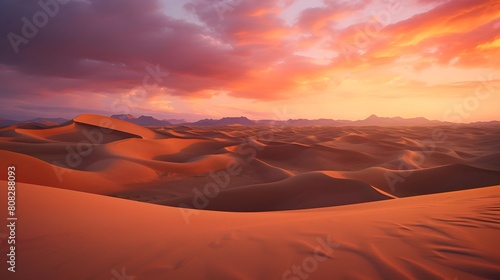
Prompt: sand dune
<box><xmin>165</xmin><ymin>172</ymin><xmax>393</xmax><ymax>211</ymax></box>
<box><xmin>338</xmin><ymin>163</ymin><xmax>500</xmax><ymax>196</ymax></box>
<box><xmin>15</xmin><ymin>121</ymin><xmax>141</xmax><ymax>143</ymax></box>
<box><xmin>1</xmin><ymin>116</ymin><xmax>500</xmax><ymax>205</ymax></box>
<box><xmin>1</xmin><ymin>116</ymin><xmax>500</xmax><ymax>278</ymax></box>
<box><xmin>0</xmin><ymin>149</ymin><xmax>123</xmax><ymax>193</ymax></box>
<box><xmin>2</xmin><ymin>182</ymin><xmax>499</xmax><ymax>280</ymax></box>
<box><xmin>73</xmin><ymin>114</ymin><xmax>160</xmax><ymax>139</ymax></box>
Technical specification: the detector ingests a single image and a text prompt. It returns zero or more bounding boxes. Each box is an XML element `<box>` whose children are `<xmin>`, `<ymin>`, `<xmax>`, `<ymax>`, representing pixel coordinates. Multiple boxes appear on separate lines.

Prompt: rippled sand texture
<box><xmin>0</xmin><ymin>114</ymin><xmax>499</xmax><ymax>279</ymax></box>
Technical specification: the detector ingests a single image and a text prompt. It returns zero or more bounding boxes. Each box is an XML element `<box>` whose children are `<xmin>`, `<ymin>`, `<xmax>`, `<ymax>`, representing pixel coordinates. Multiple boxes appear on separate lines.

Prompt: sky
<box><xmin>0</xmin><ymin>0</ymin><xmax>498</xmax><ymax>122</ymax></box>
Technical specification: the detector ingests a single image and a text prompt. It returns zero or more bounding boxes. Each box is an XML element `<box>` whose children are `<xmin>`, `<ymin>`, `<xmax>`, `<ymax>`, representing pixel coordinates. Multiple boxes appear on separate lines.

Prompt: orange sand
<box><xmin>1</xmin><ymin>114</ymin><xmax>499</xmax><ymax>279</ymax></box>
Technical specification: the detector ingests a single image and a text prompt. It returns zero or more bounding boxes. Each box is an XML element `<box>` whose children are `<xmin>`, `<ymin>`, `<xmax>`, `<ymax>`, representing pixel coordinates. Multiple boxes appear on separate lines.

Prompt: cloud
<box><xmin>0</xmin><ymin>0</ymin><xmax>246</xmax><ymax>97</ymax></box>
<box><xmin>0</xmin><ymin>0</ymin><xmax>337</xmax><ymax>102</ymax></box>
<box><xmin>329</xmin><ymin>0</ymin><xmax>499</xmax><ymax>69</ymax></box>
<box><xmin>0</xmin><ymin>0</ymin><xmax>497</xmax><ymax>120</ymax></box>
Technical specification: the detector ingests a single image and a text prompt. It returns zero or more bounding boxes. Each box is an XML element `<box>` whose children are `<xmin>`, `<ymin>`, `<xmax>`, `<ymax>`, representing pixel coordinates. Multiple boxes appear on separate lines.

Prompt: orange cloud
<box><xmin>331</xmin><ymin>0</ymin><xmax>499</xmax><ymax>70</ymax></box>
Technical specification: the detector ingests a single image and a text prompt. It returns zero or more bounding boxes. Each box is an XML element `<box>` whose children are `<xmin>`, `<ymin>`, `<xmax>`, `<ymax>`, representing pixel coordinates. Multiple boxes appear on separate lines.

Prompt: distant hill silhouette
<box><xmin>111</xmin><ymin>114</ymin><xmax>172</xmax><ymax>126</ymax></box>
<box><xmin>190</xmin><ymin>117</ymin><xmax>256</xmax><ymax>126</ymax></box>
<box><xmin>1</xmin><ymin>114</ymin><xmax>497</xmax><ymax>128</ymax></box>
<box><xmin>110</xmin><ymin>114</ymin><xmax>136</xmax><ymax>120</ymax></box>
<box><xmin>350</xmin><ymin>114</ymin><xmax>444</xmax><ymax>126</ymax></box>
<box><xmin>258</xmin><ymin>115</ymin><xmax>444</xmax><ymax>127</ymax></box>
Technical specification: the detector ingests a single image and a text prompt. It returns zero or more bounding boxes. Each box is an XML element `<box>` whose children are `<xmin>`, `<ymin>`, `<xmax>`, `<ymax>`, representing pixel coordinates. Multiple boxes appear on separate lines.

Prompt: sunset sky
<box><xmin>0</xmin><ymin>0</ymin><xmax>498</xmax><ymax>122</ymax></box>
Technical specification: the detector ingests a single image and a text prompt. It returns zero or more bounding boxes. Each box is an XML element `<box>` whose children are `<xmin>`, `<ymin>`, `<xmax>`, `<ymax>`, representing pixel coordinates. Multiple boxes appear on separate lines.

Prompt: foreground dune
<box><xmin>1</xmin><ymin>182</ymin><xmax>499</xmax><ymax>280</ymax></box>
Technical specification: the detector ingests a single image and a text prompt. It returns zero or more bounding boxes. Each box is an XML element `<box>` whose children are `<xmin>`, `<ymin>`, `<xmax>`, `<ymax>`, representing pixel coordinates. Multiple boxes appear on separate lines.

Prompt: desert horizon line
<box><xmin>2</xmin><ymin>113</ymin><xmax>499</xmax><ymax>125</ymax></box>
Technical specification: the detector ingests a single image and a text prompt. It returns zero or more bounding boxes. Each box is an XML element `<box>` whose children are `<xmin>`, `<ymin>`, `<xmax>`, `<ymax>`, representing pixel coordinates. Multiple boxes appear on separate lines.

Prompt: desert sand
<box><xmin>1</xmin><ymin>114</ymin><xmax>500</xmax><ymax>279</ymax></box>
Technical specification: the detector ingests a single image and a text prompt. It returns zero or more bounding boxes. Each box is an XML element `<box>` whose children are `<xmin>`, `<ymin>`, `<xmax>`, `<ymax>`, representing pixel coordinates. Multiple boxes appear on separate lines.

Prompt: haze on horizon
<box><xmin>0</xmin><ymin>0</ymin><xmax>498</xmax><ymax>122</ymax></box>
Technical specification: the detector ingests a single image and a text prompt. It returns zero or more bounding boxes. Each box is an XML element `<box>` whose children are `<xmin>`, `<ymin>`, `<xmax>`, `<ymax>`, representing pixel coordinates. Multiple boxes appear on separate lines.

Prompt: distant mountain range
<box><xmin>1</xmin><ymin>114</ymin><xmax>499</xmax><ymax>127</ymax></box>
<box><xmin>190</xmin><ymin>117</ymin><xmax>256</xmax><ymax>126</ymax></box>
<box><xmin>108</xmin><ymin>114</ymin><xmax>484</xmax><ymax>127</ymax></box>
<box><xmin>178</xmin><ymin>114</ymin><xmax>447</xmax><ymax>127</ymax></box>
<box><xmin>110</xmin><ymin>114</ymin><xmax>174</xmax><ymax>126</ymax></box>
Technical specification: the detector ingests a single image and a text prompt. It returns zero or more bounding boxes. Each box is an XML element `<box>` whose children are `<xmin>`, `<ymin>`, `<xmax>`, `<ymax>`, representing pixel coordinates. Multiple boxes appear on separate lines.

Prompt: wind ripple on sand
<box><xmin>3</xmin><ymin>183</ymin><xmax>499</xmax><ymax>280</ymax></box>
